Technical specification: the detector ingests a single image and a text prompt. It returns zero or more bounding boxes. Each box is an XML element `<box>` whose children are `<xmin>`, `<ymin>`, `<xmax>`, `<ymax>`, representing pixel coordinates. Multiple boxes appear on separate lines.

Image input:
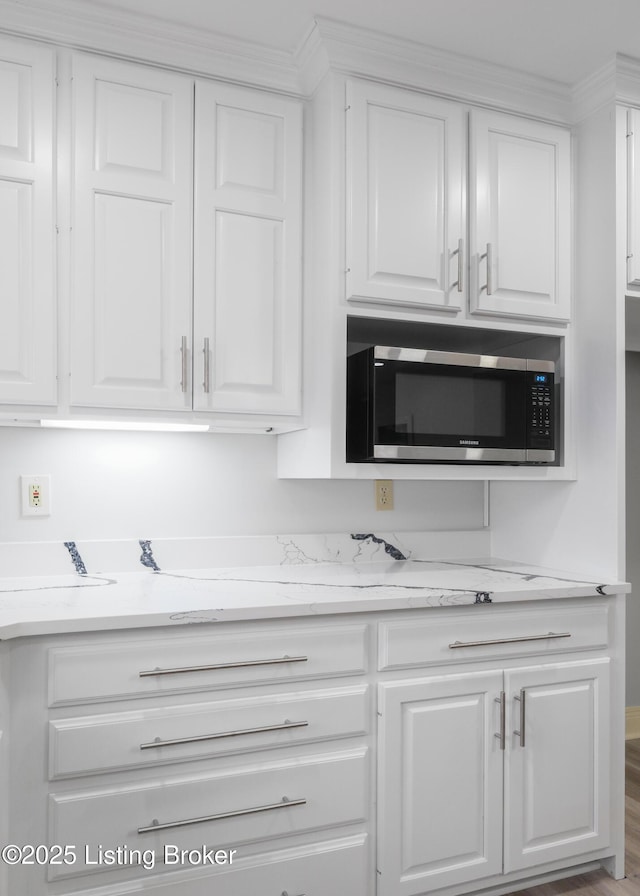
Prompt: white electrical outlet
<box><xmin>375</xmin><ymin>479</ymin><xmax>394</xmax><ymax>511</ymax></box>
<box><xmin>20</xmin><ymin>475</ymin><xmax>52</xmax><ymax>517</ymax></box>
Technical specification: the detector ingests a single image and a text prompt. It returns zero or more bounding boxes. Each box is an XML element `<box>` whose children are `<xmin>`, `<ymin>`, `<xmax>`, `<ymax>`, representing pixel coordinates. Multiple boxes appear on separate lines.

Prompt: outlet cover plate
<box><xmin>20</xmin><ymin>474</ymin><xmax>51</xmax><ymax>517</ymax></box>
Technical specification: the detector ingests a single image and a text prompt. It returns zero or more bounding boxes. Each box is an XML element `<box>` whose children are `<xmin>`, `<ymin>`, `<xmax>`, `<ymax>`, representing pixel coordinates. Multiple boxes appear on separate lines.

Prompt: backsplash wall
<box><xmin>0</xmin><ymin>429</ymin><xmax>486</xmax><ymax>543</ymax></box>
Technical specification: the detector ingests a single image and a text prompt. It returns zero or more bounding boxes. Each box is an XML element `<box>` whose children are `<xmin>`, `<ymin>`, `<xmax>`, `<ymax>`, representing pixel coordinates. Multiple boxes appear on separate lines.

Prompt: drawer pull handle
<box><xmin>137</xmin><ymin>796</ymin><xmax>306</xmax><ymax>834</ymax></box>
<box><xmin>139</xmin><ymin>655</ymin><xmax>308</xmax><ymax>677</ymax></box>
<box><xmin>449</xmin><ymin>632</ymin><xmax>571</xmax><ymax>649</ymax></box>
<box><xmin>282</xmin><ymin>892</ymin><xmax>306</xmax><ymax>896</ymax></box>
<box><xmin>140</xmin><ymin>719</ymin><xmax>309</xmax><ymax>750</ymax></box>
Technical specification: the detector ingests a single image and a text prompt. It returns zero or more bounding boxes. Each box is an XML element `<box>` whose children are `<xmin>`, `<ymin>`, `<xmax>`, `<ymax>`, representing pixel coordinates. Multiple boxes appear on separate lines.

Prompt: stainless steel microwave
<box><xmin>346</xmin><ymin>346</ymin><xmax>555</xmax><ymax>464</ymax></box>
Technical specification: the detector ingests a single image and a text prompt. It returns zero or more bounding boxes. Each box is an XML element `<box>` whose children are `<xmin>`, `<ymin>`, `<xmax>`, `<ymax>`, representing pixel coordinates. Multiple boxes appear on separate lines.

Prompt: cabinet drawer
<box><xmin>48</xmin><ymin>747</ymin><xmax>368</xmax><ymax>880</ymax></box>
<box><xmin>379</xmin><ymin>603</ymin><xmax>609</xmax><ymax>670</ymax></box>
<box><xmin>66</xmin><ymin>835</ymin><xmax>368</xmax><ymax>896</ymax></box>
<box><xmin>49</xmin><ymin>623</ymin><xmax>368</xmax><ymax>705</ymax></box>
<box><xmin>49</xmin><ymin>684</ymin><xmax>369</xmax><ymax>778</ymax></box>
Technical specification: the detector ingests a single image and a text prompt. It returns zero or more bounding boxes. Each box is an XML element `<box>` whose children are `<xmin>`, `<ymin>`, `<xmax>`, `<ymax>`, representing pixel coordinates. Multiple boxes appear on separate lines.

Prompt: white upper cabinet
<box><xmin>345</xmin><ymin>81</ymin><xmax>571</xmax><ymax>324</ymax></box>
<box><xmin>627</xmin><ymin>109</ymin><xmax>640</xmax><ymax>291</ymax></box>
<box><xmin>469</xmin><ymin>109</ymin><xmax>571</xmax><ymax>322</ymax></box>
<box><xmin>346</xmin><ymin>79</ymin><xmax>466</xmax><ymax>311</ymax></box>
<box><xmin>70</xmin><ymin>54</ymin><xmax>302</xmax><ymax>422</ymax></box>
<box><xmin>0</xmin><ymin>38</ymin><xmax>56</xmax><ymax>405</ymax></box>
<box><xmin>193</xmin><ymin>82</ymin><xmax>302</xmax><ymax>416</ymax></box>
<box><xmin>71</xmin><ymin>54</ymin><xmax>193</xmax><ymax>411</ymax></box>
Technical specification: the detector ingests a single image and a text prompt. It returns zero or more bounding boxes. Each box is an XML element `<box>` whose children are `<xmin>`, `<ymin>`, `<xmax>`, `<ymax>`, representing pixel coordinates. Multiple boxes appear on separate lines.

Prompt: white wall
<box><xmin>491</xmin><ymin>103</ymin><xmax>625</xmax><ymax>582</ymax></box>
<box><xmin>0</xmin><ymin>428</ymin><xmax>485</xmax><ymax>543</ymax></box>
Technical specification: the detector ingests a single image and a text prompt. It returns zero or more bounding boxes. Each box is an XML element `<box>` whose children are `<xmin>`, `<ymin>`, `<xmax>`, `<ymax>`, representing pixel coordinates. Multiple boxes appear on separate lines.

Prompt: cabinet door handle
<box><xmin>137</xmin><ymin>796</ymin><xmax>306</xmax><ymax>834</ymax></box>
<box><xmin>140</xmin><ymin>719</ymin><xmax>309</xmax><ymax>750</ymax></box>
<box><xmin>481</xmin><ymin>242</ymin><xmax>493</xmax><ymax>295</ymax></box>
<box><xmin>494</xmin><ymin>691</ymin><xmax>506</xmax><ymax>750</ymax></box>
<box><xmin>449</xmin><ymin>632</ymin><xmax>570</xmax><ymax>649</ymax></box>
<box><xmin>452</xmin><ymin>238</ymin><xmax>464</xmax><ymax>292</ymax></box>
<box><xmin>513</xmin><ymin>689</ymin><xmax>526</xmax><ymax>747</ymax></box>
<box><xmin>139</xmin><ymin>655</ymin><xmax>309</xmax><ymax>677</ymax></box>
<box><xmin>180</xmin><ymin>336</ymin><xmax>188</xmax><ymax>393</ymax></box>
<box><xmin>203</xmin><ymin>336</ymin><xmax>210</xmax><ymax>393</ymax></box>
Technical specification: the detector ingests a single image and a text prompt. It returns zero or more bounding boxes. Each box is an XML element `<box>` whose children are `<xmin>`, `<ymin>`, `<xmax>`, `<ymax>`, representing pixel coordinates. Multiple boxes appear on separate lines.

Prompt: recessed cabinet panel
<box><xmin>213</xmin><ymin>211</ymin><xmax>280</xmax><ymax>398</ymax></box>
<box><xmin>91</xmin><ymin>194</ymin><xmax>173</xmax><ymax>391</ymax></box>
<box><xmin>94</xmin><ymin>80</ymin><xmax>171</xmax><ymax>177</ymax></box>
<box><xmin>71</xmin><ymin>53</ymin><xmax>193</xmax><ymax>410</ymax></box>
<box><xmin>347</xmin><ymin>79</ymin><xmax>465</xmax><ymax>310</ymax></box>
<box><xmin>0</xmin><ymin>60</ymin><xmax>30</xmax><ymax>160</ymax></box>
<box><xmin>368</xmin><ymin>107</ymin><xmax>443</xmax><ymax>280</ymax></box>
<box><xmin>377</xmin><ymin>672</ymin><xmax>503</xmax><ymax>896</ymax></box>
<box><xmin>0</xmin><ymin>181</ymin><xmax>32</xmax><ymax>380</ymax></box>
<box><xmin>0</xmin><ymin>39</ymin><xmax>55</xmax><ymax>405</ymax></box>
<box><xmin>194</xmin><ymin>81</ymin><xmax>302</xmax><ymax>415</ymax></box>
<box><xmin>470</xmin><ymin>109</ymin><xmax>570</xmax><ymax>321</ymax></box>
<box><xmin>216</xmin><ymin>104</ymin><xmax>283</xmax><ymax>197</ymax></box>
<box><xmin>503</xmin><ymin>659</ymin><xmax>610</xmax><ymax>871</ymax></box>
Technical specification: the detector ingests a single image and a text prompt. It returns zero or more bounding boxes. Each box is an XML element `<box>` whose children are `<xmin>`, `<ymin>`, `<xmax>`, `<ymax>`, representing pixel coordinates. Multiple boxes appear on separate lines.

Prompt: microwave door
<box><xmin>372</xmin><ymin>359</ymin><xmax>528</xmax><ymax>463</ymax></box>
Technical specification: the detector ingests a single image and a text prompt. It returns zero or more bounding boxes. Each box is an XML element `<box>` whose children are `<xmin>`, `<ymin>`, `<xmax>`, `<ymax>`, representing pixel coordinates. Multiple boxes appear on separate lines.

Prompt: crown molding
<box><xmin>297</xmin><ymin>17</ymin><xmax>573</xmax><ymax>122</ymax></box>
<box><xmin>572</xmin><ymin>54</ymin><xmax>640</xmax><ymax>122</ymax></box>
<box><xmin>613</xmin><ymin>54</ymin><xmax>640</xmax><ymax>109</ymax></box>
<box><xmin>0</xmin><ymin>0</ymin><xmax>301</xmax><ymax>95</ymax></box>
<box><xmin>571</xmin><ymin>59</ymin><xmax>618</xmax><ymax>123</ymax></box>
<box><xmin>4</xmin><ymin>1</ymin><xmax>640</xmax><ymax>123</ymax></box>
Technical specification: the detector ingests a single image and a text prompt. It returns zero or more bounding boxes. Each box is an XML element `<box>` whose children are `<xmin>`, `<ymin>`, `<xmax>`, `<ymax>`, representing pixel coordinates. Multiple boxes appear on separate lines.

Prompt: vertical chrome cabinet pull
<box><xmin>180</xmin><ymin>336</ymin><xmax>188</xmax><ymax>393</ymax></box>
<box><xmin>203</xmin><ymin>337</ymin><xmax>210</xmax><ymax>393</ymax></box>
<box><xmin>139</xmin><ymin>655</ymin><xmax>308</xmax><ymax>678</ymax></box>
<box><xmin>494</xmin><ymin>692</ymin><xmax>506</xmax><ymax>750</ymax></box>
<box><xmin>452</xmin><ymin>238</ymin><xmax>464</xmax><ymax>292</ymax></box>
<box><xmin>513</xmin><ymin>690</ymin><xmax>526</xmax><ymax>747</ymax></box>
<box><xmin>480</xmin><ymin>242</ymin><xmax>493</xmax><ymax>295</ymax></box>
<box><xmin>137</xmin><ymin>796</ymin><xmax>306</xmax><ymax>834</ymax></box>
<box><xmin>140</xmin><ymin>719</ymin><xmax>309</xmax><ymax>750</ymax></box>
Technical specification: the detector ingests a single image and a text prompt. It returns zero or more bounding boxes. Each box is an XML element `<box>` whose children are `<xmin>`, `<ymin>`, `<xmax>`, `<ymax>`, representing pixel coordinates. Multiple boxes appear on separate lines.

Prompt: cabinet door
<box><xmin>470</xmin><ymin>109</ymin><xmax>570</xmax><ymax>322</ymax></box>
<box><xmin>0</xmin><ymin>38</ymin><xmax>56</xmax><ymax>405</ymax></box>
<box><xmin>346</xmin><ymin>79</ymin><xmax>466</xmax><ymax>311</ymax></box>
<box><xmin>377</xmin><ymin>671</ymin><xmax>503</xmax><ymax>896</ymax></box>
<box><xmin>71</xmin><ymin>54</ymin><xmax>193</xmax><ymax>411</ymax></box>
<box><xmin>193</xmin><ymin>81</ymin><xmax>302</xmax><ymax>416</ymax></box>
<box><xmin>627</xmin><ymin>109</ymin><xmax>640</xmax><ymax>290</ymax></box>
<box><xmin>504</xmin><ymin>658</ymin><xmax>610</xmax><ymax>872</ymax></box>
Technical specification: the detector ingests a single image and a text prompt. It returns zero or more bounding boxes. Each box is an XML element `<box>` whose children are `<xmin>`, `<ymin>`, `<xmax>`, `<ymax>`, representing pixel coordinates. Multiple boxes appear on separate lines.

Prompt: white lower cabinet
<box><xmin>3</xmin><ymin>601</ymin><xmax>621</xmax><ymax>896</ymax></box>
<box><xmin>8</xmin><ymin>619</ymin><xmax>372</xmax><ymax>895</ymax></box>
<box><xmin>377</xmin><ymin>657</ymin><xmax>611</xmax><ymax>896</ymax></box>
<box><xmin>503</xmin><ymin>661</ymin><xmax>610</xmax><ymax>872</ymax></box>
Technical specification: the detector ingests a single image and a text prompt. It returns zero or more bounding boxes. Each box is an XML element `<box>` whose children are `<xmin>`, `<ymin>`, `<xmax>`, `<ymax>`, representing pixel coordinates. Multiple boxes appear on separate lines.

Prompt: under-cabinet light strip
<box><xmin>40</xmin><ymin>420</ymin><xmax>210</xmax><ymax>433</ymax></box>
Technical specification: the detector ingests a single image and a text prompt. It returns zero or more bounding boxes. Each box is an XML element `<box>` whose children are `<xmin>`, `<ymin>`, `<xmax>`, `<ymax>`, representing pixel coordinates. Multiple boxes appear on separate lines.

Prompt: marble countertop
<box><xmin>0</xmin><ymin>553</ymin><xmax>630</xmax><ymax>640</ymax></box>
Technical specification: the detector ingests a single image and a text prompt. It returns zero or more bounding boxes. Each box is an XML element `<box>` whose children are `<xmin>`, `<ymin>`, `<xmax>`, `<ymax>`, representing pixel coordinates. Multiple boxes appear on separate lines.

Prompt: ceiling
<box><xmin>75</xmin><ymin>0</ymin><xmax>640</xmax><ymax>86</ymax></box>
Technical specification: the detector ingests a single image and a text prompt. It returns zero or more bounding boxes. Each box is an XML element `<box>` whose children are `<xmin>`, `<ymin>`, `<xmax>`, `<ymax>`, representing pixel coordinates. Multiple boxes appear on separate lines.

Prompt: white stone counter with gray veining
<box><xmin>0</xmin><ymin>531</ymin><xmax>629</xmax><ymax>639</ymax></box>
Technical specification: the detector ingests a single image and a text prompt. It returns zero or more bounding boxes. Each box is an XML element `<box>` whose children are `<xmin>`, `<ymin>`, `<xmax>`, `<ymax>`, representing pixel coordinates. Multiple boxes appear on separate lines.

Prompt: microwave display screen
<box><xmin>395</xmin><ymin>372</ymin><xmax>506</xmax><ymax>437</ymax></box>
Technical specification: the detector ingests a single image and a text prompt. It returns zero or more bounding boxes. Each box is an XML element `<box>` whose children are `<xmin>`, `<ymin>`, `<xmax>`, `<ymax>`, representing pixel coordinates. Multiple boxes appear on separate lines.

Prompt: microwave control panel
<box><xmin>527</xmin><ymin>371</ymin><xmax>554</xmax><ymax>449</ymax></box>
